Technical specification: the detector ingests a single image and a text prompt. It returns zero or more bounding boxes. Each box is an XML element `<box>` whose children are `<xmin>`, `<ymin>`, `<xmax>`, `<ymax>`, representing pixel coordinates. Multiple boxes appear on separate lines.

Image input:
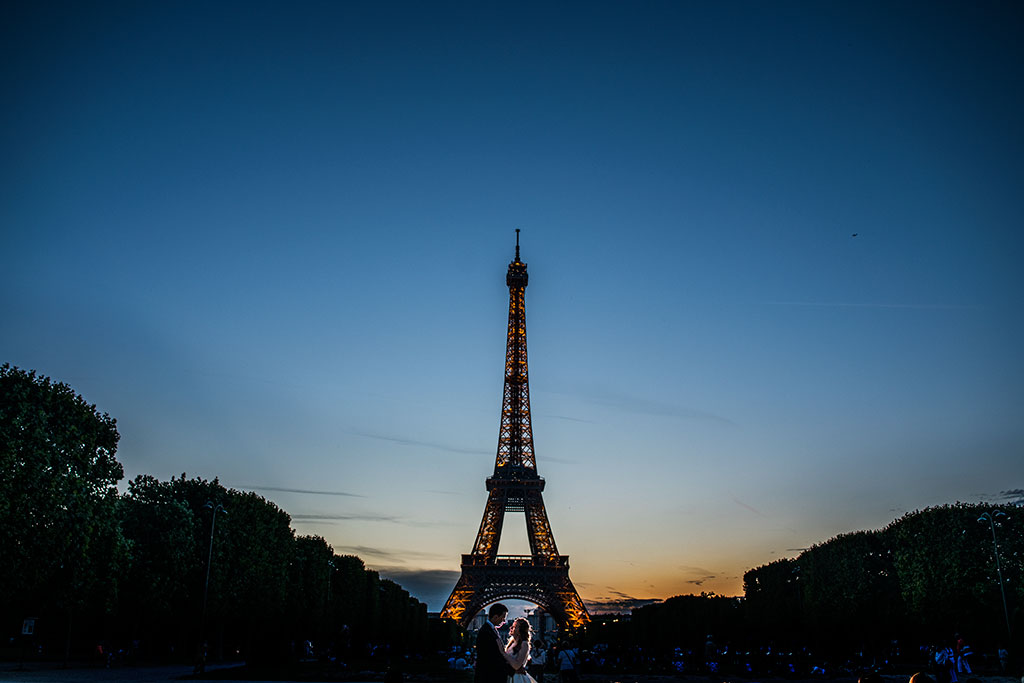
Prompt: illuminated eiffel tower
<box><xmin>440</xmin><ymin>231</ymin><xmax>589</xmax><ymax>629</ymax></box>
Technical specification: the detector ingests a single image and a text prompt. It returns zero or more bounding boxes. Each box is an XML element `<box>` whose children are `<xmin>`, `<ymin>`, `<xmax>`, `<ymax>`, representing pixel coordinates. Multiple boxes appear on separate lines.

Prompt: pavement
<box><xmin>0</xmin><ymin>666</ymin><xmax>1019</xmax><ymax>683</ymax></box>
<box><xmin>0</xmin><ymin>663</ymin><xmax>247</xmax><ymax>683</ymax></box>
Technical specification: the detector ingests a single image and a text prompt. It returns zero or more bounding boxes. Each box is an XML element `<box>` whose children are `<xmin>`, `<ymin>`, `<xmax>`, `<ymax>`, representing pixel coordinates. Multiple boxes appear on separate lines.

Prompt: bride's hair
<box><xmin>506</xmin><ymin>617</ymin><xmax>531</xmax><ymax>649</ymax></box>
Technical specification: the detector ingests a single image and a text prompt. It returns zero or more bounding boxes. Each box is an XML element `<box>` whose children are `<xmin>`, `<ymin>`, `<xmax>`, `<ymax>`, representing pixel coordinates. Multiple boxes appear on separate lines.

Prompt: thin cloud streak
<box><xmin>292</xmin><ymin>513</ymin><xmax>400</xmax><ymax>522</ymax></box>
<box><xmin>243</xmin><ymin>485</ymin><xmax>364</xmax><ymax>498</ymax></box>
<box><xmin>765</xmin><ymin>301</ymin><xmax>976</xmax><ymax>310</ymax></box>
<box><xmin>541</xmin><ymin>455</ymin><xmax>580</xmax><ymax>466</ymax></box>
<box><xmin>292</xmin><ymin>512</ymin><xmax>451</xmax><ymax>528</ymax></box>
<box><xmin>335</xmin><ymin>546</ymin><xmax>449</xmax><ymax>563</ymax></box>
<box><xmin>999</xmin><ymin>488</ymin><xmax>1024</xmax><ymax>505</ymax></box>
<box><xmin>349</xmin><ymin>430</ymin><xmax>489</xmax><ymax>456</ymax></box>
<box><xmin>584</xmin><ymin>587</ymin><xmax>660</xmax><ymax>614</ymax></box>
<box><xmin>730</xmin><ymin>493</ymin><xmax>764</xmax><ymax>516</ymax></box>
<box><xmin>679</xmin><ymin>565</ymin><xmax>716</xmax><ymax>575</ymax></box>
<box><xmin>545</xmin><ymin>414</ymin><xmax>595</xmax><ymax>424</ymax></box>
<box><xmin>680</xmin><ymin>564</ymin><xmax>718</xmax><ymax>586</ymax></box>
<box><xmin>553</xmin><ymin>389</ymin><xmax>735</xmax><ymax>426</ymax></box>
<box><xmin>687</xmin><ymin>576</ymin><xmax>717</xmax><ymax>586</ymax></box>
<box><xmin>292</xmin><ymin>519</ymin><xmax>339</xmax><ymax>526</ymax></box>
<box><xmin>374</xmin><ymin>567</ymin><xmax>461</xmax><ymax>583</ymax></box>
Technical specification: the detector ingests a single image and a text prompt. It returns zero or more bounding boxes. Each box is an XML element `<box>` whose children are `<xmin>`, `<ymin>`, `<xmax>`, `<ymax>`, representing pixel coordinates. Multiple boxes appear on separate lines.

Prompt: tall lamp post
<box><xmin>326</xmin><ymin>558</ymin><xmax>335</xmax><ymax>607</ymax></box>
<box><xmin>198</xmin><ymin>502</ymin><xmax>227</xmax><ymax>674</ymax></box>
<box><xmin>978</xmin><ymin>510</ymin><xmax>1012</xmax><ymax>640</ymax></box>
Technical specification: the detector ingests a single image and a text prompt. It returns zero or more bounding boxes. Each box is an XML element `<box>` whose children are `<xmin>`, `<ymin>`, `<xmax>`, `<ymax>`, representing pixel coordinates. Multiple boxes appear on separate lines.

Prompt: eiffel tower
<box><xmin>440</xmin><ymin>231</ymin><xmax>590</xmax><ymax>629</ymax></box>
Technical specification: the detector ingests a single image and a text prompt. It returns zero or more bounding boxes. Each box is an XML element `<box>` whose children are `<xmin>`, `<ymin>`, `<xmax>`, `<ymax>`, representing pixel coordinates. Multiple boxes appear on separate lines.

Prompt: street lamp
<box><xmin>198</xmin><ymin>501</ymin><xmax>227</xmax><ymax>673</ymax></box>
<box><xmin>326</xmin><ymin>558</ymin><xmax>335</xmax><ymax>606</ymax></box>
<box><xmin>977</xmin><ymin>510</ymin><xmax>1012</xmax><ymax>640</ymax></box>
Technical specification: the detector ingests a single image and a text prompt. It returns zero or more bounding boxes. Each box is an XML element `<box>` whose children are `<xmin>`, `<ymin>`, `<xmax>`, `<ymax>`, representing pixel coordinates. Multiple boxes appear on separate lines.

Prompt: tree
<box><xmin>742</xmin><ymin>503</ymin><xmax>1024</xmax><ymax>652</ymax></box>
<box><xmin>0</xmin><ymin>364</ymin><xmax>125</xmax><ymax>647</ymax></box>
<box><xmin>886</xmin><ymin>503</ymin><xmax>1022</xmax><ymax>644</ymax></box>
<box><xmin>117</xmin><ymin>475</ymin><xmax>199</xmax><ymax>652</ymax></box>
<box><xmin>119</xmin><ymin>474</ymin><xmax>298</xmax><ymax>661</ymax></box>
<box><xmin>216</xmin><ymin>488</ymin><xmax>294</xmax><ymax>661</ymax></box>
<box><xmin>631</xmin><ymin>593</ymin><xmax>743</xmax><ymax>655</ymax></box>
<box><xmin>798</xmin><ymin>530</ymin><xmax>902</xmax><ymax>652</ymax></box>
<box><xmin>287</xmin><ymin>535</ymin><xmax>335</xmax><ymax>644</ymax></box>
<box><xmin>743</xmin><ymin>557</ymin><xmax>801</xmax><ymax>641</ymax></box>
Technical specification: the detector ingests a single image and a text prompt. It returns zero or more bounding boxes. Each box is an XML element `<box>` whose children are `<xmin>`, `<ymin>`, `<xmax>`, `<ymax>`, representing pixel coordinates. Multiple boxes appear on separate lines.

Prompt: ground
<box><xmin>0</xmin><ymin>662</ymin><xmax>1020</xmax><ymax>683</ymax></box>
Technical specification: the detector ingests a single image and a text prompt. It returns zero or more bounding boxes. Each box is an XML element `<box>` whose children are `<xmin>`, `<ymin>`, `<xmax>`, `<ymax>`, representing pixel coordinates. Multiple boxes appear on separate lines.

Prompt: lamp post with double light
<box><xmin>197</xmin><ymin>502</ymin><xmax>227</xmax><ymax>674</ymax></box>
<box><xmin>978</xmin><ymin>510</ymin><xmax>1012</xmax><ymax>640</ymax></box>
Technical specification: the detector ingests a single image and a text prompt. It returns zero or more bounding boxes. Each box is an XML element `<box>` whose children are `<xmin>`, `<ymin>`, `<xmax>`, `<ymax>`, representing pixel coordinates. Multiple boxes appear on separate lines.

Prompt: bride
<box><xmin>499</xmin><ymin>617</ymin><xmax>537</xmax><ymax>683</ymax></box>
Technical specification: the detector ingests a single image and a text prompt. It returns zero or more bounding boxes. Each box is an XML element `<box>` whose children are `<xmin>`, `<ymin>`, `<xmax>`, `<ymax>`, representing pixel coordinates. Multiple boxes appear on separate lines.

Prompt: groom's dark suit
<box><xmin>474</xmin><ymin>620</ymin><xmax>512</xmax><ymax>683</ymax></box>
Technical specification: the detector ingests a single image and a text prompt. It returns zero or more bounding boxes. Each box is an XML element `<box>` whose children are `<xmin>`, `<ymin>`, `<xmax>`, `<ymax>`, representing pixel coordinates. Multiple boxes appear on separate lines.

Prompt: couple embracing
<box><xmin>474</xmin><ymin>603</ymin><xmax>537</xmax><ymax>683</ymax></box>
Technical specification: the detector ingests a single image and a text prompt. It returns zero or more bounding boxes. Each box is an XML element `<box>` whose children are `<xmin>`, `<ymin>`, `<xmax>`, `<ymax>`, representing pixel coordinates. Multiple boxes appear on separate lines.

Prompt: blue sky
<box><xmin>2</xmin><ymin>1</ymin><xmax>1022</xmax><ymax>612</ymax></box>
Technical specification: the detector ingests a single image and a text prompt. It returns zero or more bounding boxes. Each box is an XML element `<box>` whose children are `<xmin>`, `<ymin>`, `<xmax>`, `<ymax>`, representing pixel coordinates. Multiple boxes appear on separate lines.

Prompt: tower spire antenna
<box><xmin>515</xmin><ymin>228</ymin><xmax>520</xmax><ymax>260</ymax></box>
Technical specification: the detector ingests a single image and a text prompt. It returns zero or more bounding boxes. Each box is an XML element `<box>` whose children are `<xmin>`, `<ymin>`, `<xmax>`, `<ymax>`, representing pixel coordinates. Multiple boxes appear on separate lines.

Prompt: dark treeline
<box><xmin>0</xmin><ymin>364</ymin><xmax>428</xmax><ymax>663</ymax></box>
<box><xmin>744</xmin><ymin>504</ymin><xmax>1022</xmax><ymax>654</ymax></box>
<box><xmin>583</xmin><ymin>504</ymin><xmax>1022</xmax><ymax>673</ymax></box>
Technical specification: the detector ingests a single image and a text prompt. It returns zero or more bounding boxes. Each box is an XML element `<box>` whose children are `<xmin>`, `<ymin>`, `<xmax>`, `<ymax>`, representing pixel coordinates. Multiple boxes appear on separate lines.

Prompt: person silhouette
<box><xmin>475</xmin><ymin>604</ymin><xmax>513</xmax><ymax>683</ymax></box>
<box><xmin>501</xmin><ymin>618</ymin><xmax>536</xmax><ymax>683</ymax></box>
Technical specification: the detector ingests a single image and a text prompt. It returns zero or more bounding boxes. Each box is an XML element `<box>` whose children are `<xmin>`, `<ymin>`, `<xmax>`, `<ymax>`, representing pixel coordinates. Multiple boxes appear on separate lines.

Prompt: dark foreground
<box><xmin>0</xmin><ymin>662</ymin><xmax>1020</xmax><ymax>683</ymax></box>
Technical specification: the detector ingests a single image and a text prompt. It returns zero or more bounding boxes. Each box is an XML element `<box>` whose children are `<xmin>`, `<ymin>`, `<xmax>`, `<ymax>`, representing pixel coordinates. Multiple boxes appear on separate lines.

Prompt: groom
<box><xmin>474</xmin><ymin>602</ymin><xmax>513</xmax><ymax>683</ymax></box>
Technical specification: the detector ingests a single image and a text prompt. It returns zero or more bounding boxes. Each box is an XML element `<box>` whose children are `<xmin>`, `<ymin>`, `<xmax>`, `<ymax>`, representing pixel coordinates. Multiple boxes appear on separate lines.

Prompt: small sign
<box><xmin>21</xmin><ymin>618</ymin><xmax>36</xmax><ymax>636</ymax></box>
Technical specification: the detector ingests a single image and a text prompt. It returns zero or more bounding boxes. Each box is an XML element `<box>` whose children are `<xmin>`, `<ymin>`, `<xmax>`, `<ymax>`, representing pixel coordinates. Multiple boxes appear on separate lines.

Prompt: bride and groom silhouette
<box><xmin>474</xmin><ymin>603</ymin><xmax>537</xmax><ymax>683</ymax></box>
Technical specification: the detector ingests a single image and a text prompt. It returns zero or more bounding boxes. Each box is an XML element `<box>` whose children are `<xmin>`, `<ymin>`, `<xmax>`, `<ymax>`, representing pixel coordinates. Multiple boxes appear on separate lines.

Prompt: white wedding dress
<box><xmin>506</xmin><ymin>642</ymin><xmax>537</xmax><ymax>683</ymax></box>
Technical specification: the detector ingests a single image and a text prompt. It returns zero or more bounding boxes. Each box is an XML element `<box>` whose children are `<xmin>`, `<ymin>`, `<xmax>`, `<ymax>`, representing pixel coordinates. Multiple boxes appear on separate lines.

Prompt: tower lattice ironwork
<box><xmin>440</xmin><ymin>231</ymin><xmax>590</xmax><ymax>629</ymax></box>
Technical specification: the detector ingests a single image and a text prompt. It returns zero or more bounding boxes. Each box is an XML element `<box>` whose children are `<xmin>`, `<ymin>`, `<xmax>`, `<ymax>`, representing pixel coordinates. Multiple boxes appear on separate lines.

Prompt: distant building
<box><xmin>468</xmin><ymin>610</ymin><xmax>488</xmax><ymax>633</ymax></box>
<box><xmin>525</xmin><ymin>606</ymin><xmax>558</xmax><ymax>642</ymax></box>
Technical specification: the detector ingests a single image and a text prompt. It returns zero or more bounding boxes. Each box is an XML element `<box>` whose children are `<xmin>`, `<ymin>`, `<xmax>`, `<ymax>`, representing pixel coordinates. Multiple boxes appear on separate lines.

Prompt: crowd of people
<box><xmin>451</xmin><ymin>612</ymin><xmax>1013</xmax><ymax>683</ymax></box>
